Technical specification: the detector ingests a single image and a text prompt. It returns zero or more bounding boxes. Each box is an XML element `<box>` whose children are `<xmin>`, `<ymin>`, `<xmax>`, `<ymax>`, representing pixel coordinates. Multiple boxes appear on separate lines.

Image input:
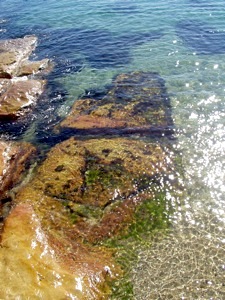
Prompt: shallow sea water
<box><xmin>1</xmin><ymin>0</ymin><xmax>225</xmax><ymax>298</ymax></box>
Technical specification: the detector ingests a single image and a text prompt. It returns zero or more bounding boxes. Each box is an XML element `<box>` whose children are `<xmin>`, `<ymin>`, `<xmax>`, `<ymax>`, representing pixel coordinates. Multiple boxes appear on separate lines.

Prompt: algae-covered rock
<box><xmin>0</xmin><ymin>140</ymin><xmax>36</xmax><ymax>201</ymax></box>
<box><xmin>6</xmin><ymin>135</ymin><xmax>170</xmax><ymax>298</ymax></box>
<box><xmin>33</xmin><ymin>137</ymin><xmax>166</xmax><ymax>207</ymax></box>
<box><xmin>58</xmin><ymin>72</ymin><xmax>173</xmax><ymax>135</ymax></box>
<box><xmin>16</xmin><ymin>136</ymin><xmax>170</xmax><ymax>242</ymax></box>
<box><xmin>0</xmin><ymin>202</ymin><xmax>118</xmax><ymax>299</ymax></box>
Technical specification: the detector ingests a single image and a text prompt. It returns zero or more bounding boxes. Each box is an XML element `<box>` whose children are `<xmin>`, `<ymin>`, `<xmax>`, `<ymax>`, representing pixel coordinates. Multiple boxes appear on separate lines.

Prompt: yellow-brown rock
<box><xmin>17</xmin><ymin>58</ymin><xmax>51</xmax><ymax>77</ymax></box>
<box><xmin>0</xmin><ymin>69</ymin><xmax>175</xmax><ymax>298</ymax></box>
<box><xmin>0</xmin><ymin>202</ymin><xmax>118</xmax><ymax>299</ymax></box>
<box><xmin>5</xmin><ymin>134</ymin><xmax>168</xmax><ymax>297</ymax></box>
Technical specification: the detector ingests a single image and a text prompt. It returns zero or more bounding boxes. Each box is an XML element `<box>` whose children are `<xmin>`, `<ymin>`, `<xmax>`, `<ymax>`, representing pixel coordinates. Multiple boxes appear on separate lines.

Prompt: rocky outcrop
<box><xmin>0</xmin><ymin>35</ymin><xmax>37</xmax><ymax>78</ymax></box>
<box><xmin>56</xmin><ymin>72</ymin><xmax>173</xmax><ymax>135</ymax></box>
<box><xmin>0</xmin><ymin>140</ymin><xmax>36</xmax><ymax>234</ymax></box>
<box><xmin>0</xmin><ymin>36</ymin><xmax>51</xmax><ymax>119</ymax></box>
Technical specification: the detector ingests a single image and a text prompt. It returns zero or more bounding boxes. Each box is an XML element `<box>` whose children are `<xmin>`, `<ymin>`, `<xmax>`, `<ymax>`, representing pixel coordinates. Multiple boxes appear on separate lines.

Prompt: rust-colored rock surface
<box><xmin>57</xmin><ymin>72</ymin><xmax>173</xmax><ymax>134</ymax></box>
<box><xmin>0</xmin><ymin>140</ymin><xmax>36</xmax><ymax>200</ymax></box>
<box><xmin>0</xmin><ymin>202</ymin><xmax>118</xmax><ymax>299</ymax></box>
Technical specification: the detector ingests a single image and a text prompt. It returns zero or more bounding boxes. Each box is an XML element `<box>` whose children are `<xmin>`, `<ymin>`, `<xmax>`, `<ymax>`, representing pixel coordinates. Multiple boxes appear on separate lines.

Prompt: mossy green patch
<box><xmin>104</xmin><ymin>189</ymin><xmax>174</xmax><ymax>299</ymax></box>
<box><xmin>85</xmin><ymin>164</ymin><xmax>125</xmax><ymax>188</ymax></box>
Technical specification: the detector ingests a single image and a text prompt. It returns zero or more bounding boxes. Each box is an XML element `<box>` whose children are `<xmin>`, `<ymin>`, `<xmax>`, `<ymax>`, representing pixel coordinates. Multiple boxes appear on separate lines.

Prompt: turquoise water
<box><xmin>1</xmin><ymin>0</ymin><xmax>225</xmax><ymax>298</ymax></box>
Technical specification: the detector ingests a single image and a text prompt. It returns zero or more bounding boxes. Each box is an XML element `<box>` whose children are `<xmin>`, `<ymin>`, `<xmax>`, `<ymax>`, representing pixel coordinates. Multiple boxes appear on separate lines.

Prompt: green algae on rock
<box><xmin>57</xmin><ymin>72</ymin><xmax>173</xmax><ymax>135</ymax></box>
<box><xmin>16</xmin><ymin>136</ymin><xmax>172</xmax><ymax>244</ymax></box>
<box><xmin>5</xmin><ymin>135</ymin><xmax>174</xmax><ymax>298</ymax></box>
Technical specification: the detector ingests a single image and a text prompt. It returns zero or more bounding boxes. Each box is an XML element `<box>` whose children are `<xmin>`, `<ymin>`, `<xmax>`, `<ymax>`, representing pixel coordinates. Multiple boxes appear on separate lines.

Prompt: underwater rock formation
<box><xmin>0</xmin><ymin>36</ymin><xmax>51</xmax><ymax>119</ymax></box>
<box><xmin>57</xmin><ymin>72</ymin><xmax>173</xmax><ymax>136</ymax></box>
<box><xmin>32</xmin><ymin>27</ymin><xmax>162</xmax><ymax>70</ymax></box>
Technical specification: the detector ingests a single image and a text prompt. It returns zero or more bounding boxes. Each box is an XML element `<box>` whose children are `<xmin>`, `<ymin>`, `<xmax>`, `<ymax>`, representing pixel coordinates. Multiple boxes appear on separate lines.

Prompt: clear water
<box><xmin>1</xmin><ymin>0</ymin><xmax>225</xmax><ymax>298</ymax></box>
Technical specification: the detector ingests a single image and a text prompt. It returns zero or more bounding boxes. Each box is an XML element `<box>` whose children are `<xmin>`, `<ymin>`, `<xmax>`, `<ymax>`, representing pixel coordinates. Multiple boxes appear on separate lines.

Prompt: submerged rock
<box><xmin>57</xmin><ymin>72</ymin><xmax>173</xmax><ymax>135</ymax></box>
<box><xmin>176</xmin><ymin>20</ymin><xmax>225</xmax><ymax>55</ymax></box>
<box><xmin>0</xmin><ymin>36</ymin><xmax>51</xmax><ymax>119</ymax></box>
<box><xmin>3</xmin><ymin>134</ymin><xmax>171</xmax><ymax>297</ymax></box>
<box><xmin>15</xmin><ymin>136</ymin><xmax>170</xmax><ymax>243</ymax></box>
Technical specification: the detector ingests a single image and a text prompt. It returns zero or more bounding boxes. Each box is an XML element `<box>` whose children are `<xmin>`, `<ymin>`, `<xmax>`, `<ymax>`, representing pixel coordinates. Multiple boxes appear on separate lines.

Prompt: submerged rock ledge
<box><xmin>56</xmin><ymin>71</ymin><xmax>173</xmax><ymax>135</ymax></box>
